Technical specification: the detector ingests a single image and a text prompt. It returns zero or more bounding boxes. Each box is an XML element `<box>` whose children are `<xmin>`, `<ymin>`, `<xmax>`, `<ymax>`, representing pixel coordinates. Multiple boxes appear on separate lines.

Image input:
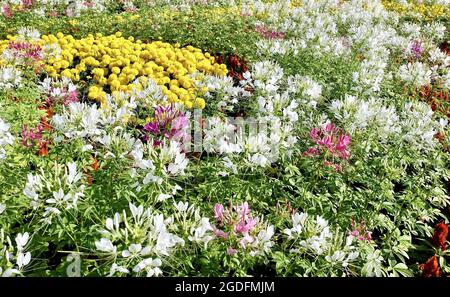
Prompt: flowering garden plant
<box><xmin>0</xmin><ymin>0</ymin><xmax>449</xmax><ymax>277</ymax></box>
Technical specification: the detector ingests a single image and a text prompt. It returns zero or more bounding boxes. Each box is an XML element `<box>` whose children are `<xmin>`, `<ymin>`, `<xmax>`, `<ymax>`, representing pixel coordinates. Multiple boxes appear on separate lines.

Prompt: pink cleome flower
<box><xmin>8</xmin><ymin>41</ymin><xmax>43</xmax><ymax>62</ymax></box>
<box><xmin>304</xmin><ymin>123</ymin><xmax>351</xmax><ymax>171</ymax></box>
<box><xmin>143</xmin><ymin>104</ymin><xmax>190</xmax><ymax>147</ymax></box>
<box><xmin>1</xmin><ymin>5</ymin><xmax>13</xmax><ymax>18</ymax></box>
<box><xmin>213</xmin><ymin>201</ymin><xmax>260</xmax><ymax>254</ymax></box>
<box><xmin>350</xmin><ymin>219</ymin><xmax>372</xmax><ymax>241</ymax></box>
<box><xmin>255</xmin><ymin>24</ymin><xmax>285</xmax><ymax>40</ymax></box>
<box><xmin>20</xmin><ymin>124</ymin><xmax>44</xmax><ymax>148</ymax></box>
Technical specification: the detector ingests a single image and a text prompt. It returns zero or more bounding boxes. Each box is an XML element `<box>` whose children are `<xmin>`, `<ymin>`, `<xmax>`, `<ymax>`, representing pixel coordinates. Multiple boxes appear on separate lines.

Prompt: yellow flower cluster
<box><xmin>0</xmin><ymin>41</ymin><xmax>9</xmax><ymax>66</ymax></box>
<box><xmin>0</xmin><ymin>32</ymin><xmax>228</xmax><ymax>109</ymax></box>
<box><xmin>381</xmin><ymin>0</ymin><xmax>450</xmax><ymax>20</ymax></box>
<box><xmin>45</xmin><ymin>32</ymin><xmax>227</xmax><ymax>108</ymax></box>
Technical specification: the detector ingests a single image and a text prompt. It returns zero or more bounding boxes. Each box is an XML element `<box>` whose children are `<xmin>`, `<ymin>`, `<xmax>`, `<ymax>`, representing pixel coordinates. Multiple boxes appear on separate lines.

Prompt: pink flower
<box><xmin>227</xmin><ymin>247</ymin><xmax>237</xmax><ymax>256</ymax></box>
<box><xmin>22</xmin><ymin>0</ymin><xmax>33</xmax><ymax>7</ymax></box>
<box><xmin>309</xmin><ymin>127</ymin><xmax>319</xmax><ymax>140</ymax></box>
<box><xmin>332</xmin><ymin>164</ymin><xmax>343</xmax><ymax>172</ymax></box>
<box><xmin>255</xmin><ymin>24</ymin><xmax>285</xmax><ymax>40</ymax></box>
<box><xmin>336</xmin><ymin>134</ymin><xmax>350</xmax><ymax>151</ymax></box>
<box><xmin>304</xmin><ymin>123</ymin><xmax>351</xmax><ymax>171</ymax></box>
<box><xmin>65</xmin><ymin>8</ymin><xmax>74</xmax><ymax>17</ymax></box>
<box><xmin>83</xmin><ymin>1</ymin><xmax>94</xmax><ymax>7</ymax></box>
<box><xmin>317</xmin><ymin>135</ymin><xmax>333</xmax><ymax>148</ymax></box>
<box><xmin>20</xmin><ymin>124</ymin><xmax>44</xmax><ymax>147</ymax></box>
<box><xmin>303</xmin><ymin>147</ymin><xmax>319</xmax><ymax>157</ymax></box>
<box><xmin>235</xmin><ymin>217</ymin><xmax>257</xmax><ymax>234</ymax></box>
<box><xmin>8</xmin><ymin>41</ymin><xmax>43</xmax><ymax>62</ymax></box>
<box><xmin>214</xmin><ymin>229</ymin><xmax>228</xmax><ymax>239</ymax></box>
<box><xmin>236</xmin><ymin>202</ymin><xmax>250</xmax><ymax>220</ymax></box>
<box><xmin>64</xmin><ymin>90</ymin><xmax>79</xmax><ymax>105</ymax></box>
<box><xmin>239</xmin><ymin>234</ymin><xmax>254</xmax><ymax>248</ymax></box>
<box><xmin>214</xmin><ymin>203</ymin><xmax>224</xmax><ymax>222</ymax></box>
<box><xmin>324</xmin><ymin>123</ymin><xmax>335</xmax><ymax>133</ymax></box>
<box><xmin>143</xmin><ymin>104</ymin><xmax>189</xmax><ymax>147</ymax></box>
<box><xmin>2</xmin><ymin>5</ymin><xmax>13</xmax><ymax>18</ymax></box>
<box><xmin>350</xmin><ymin>220</ymin><xmax>372</xmax><ymax>241</ymax></box>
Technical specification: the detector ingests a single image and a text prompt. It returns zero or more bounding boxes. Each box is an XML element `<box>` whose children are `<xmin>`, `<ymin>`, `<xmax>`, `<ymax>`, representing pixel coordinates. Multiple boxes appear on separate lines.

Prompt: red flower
<box><xmin>37</xmin><ymin>141</ymin><xmax>49</xmax><ymax>157</ymax></box>
<box><xmin>228</xmin><ymin>55</ymin><xmax>240</xmax><ymax>69</ymax></box>
<box><xmin>419</xmin><ymin>255</ymin><xmax>442</xmax><ymax>277</ymax></box>
<box><xmin>432</xmin><ymin>222</ymin><xmax>449</xmax><ymax>250</ymax></box>
<box><xmin>85</xmin><ymin>172</ymin><xmax>93</xmax><ymax>186</ymax></box>
<box><xmin>91</xmin><ymin>157</ymin><xmax>100</xmax><ymax>171</ymax></box>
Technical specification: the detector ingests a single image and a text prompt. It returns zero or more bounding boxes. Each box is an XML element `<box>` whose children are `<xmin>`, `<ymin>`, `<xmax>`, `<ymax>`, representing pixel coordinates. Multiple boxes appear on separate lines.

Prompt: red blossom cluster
<box><xmin>419</xmin><ymin>222</ymin><xmax>449</xmax><ymax>277</ymax></box>
<box><xmin>214</xmin><ymin>54</ymin><xmax>249</xmax><ymax>82</ymax></box>
<box><xmin>413</xmin><ymin>42</ymin><xmax>450</xmax><ymax>120</ymax></box>
<box><xmin>85</xmin><ymin>156</ymin><xmax>100</xmax><ymax>185</ymax></box>
<box><xmin>419</xmin><ymin>255</ymin><xmax>442</xmax><ymax>277</ymax></box>
<box><xmin>419</xmin><ymin>84</ymin><xmax>450</xmax><ymax>118</ymax></box>
<box><xmin>432</xmin><ymin>221</ymin><xmax>449</xmax><ymax>251</ymax></box>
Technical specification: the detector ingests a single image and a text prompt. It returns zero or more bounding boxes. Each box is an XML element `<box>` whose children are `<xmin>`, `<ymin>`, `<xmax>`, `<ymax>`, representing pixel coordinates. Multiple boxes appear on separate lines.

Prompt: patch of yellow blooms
<box><xmin>1</xmin><ymin>32</ymin><xmax>229</xmax><ymax>109</ymax></box>
<box><xmin>381</xmin><ymin>0</ymin><xmax>450</xmax><ymax>20</ymax></box>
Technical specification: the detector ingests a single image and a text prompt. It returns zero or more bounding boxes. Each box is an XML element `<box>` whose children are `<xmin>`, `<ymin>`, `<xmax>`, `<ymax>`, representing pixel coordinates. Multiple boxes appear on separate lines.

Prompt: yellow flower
<box><xmin>193</xmin><ymin>98</ymin><xmax>206</xmax><ymax>109</ymax></box>
<box><xmin>6</xmin><ymin>33</ymin><xmax>229</xmax><ymax>108</ymax></box>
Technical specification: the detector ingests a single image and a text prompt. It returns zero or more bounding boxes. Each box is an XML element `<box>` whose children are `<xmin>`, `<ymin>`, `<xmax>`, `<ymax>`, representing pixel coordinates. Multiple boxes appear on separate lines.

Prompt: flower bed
<box><xmin>0</xmin><ymin>0</ymin><xmax>450</xmax><ymax>277</ymax></box>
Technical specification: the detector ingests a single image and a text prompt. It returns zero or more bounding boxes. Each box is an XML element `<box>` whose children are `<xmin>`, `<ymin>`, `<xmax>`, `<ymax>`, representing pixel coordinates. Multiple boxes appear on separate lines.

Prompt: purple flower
<box><xmin>8</xmin><ymin>41</ymin><xmax>43</xmax><ymax>62</ymax></box>
<box><xmin>63</xmin><ymin>90</ymin><xmax>79</xmax><ymax>105</ymax></box>
<box><xmin>411</xmin><ymin>40</ymin><xmax>424</xmax><ymax>58</ymax></box>
<box><xmin>214</xmin><ymin>203</ymin><xmax>224</xmax><ymax>222</ymax></box>
<box><xmin>142</xmin><ymin>104</ymin><xmax>189</xmax><ymax>147</ymax></box>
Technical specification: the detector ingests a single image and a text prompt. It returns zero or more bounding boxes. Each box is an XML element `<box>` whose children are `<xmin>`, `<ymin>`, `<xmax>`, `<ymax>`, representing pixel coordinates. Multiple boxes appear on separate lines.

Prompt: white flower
<box><xmin>157</xmin><ymin>193</ymin><xmax>172</xmax><ymax>202</ymax></box>
<box><xmin>1</xmin><ymin>268</ymin><xmax>20</xmax><ymax>277</ymax></box>
<box><xmin>132</xmin><ymin>258</ymin><xmax>162</xmax><ymax>275</ymax></box>
<box><xmin>167</xmin><ymin>153</ymin><xmax>188</xmax><ymax>175</ymax></box>
<box><xmin>0</xmin><ymin>67</ymin><xmax>22</xmax><ymax>90</ymax></box>
<box><xmin>325</xmin><ymin>251</ymin><xmax>346</xmax><ymax>264</ymax></box>
<box><xmin>0</xmin><ymin>118</ymin><xmax>14</xmax><ymax>160</ymax></box>
<box><xmin>67</xmin><ymin>162</ymin><xmax>82</xmax><ymax>184</ymax></box>
<box><xmin>129</xmin><ymin>203</ymin><xmax>144</xmax><ymax>220</ymax></box>
<box><xmin>122</xmin><ymin>244</ymin><xmax>142</xmax><ymax>258</ymax></box>
<box><xmin>109</xmin><ymin>263</ymin><xmax>130</xmax><ymax>276</ymax></box>
<box><xmin>174</xmin><ymin>201</ymin><xmax>189</xmax><ymax>212</ymax></box>
<box><xmin>15</xmin><ymin>233</ymin><xmax>30</xmax><ymax>251</ymax></box>
<box><xmin>398</xmin><ymin>62</ymin><xmax>432</xmax><ymax>87</ymax></box>
<box><xmin>95</xmin><ymin>238</ymin><xmax>117</xmax><ymax>254</ymax></box>
<box><xmin>188</xmin><ymin>217</ymin><xmax>214</xmax><ymax>248</ymax></box>
<box><xmin>16</xmin><ymin>252</ymin><xmax>31</xmax><ymax>269</ymax></box>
